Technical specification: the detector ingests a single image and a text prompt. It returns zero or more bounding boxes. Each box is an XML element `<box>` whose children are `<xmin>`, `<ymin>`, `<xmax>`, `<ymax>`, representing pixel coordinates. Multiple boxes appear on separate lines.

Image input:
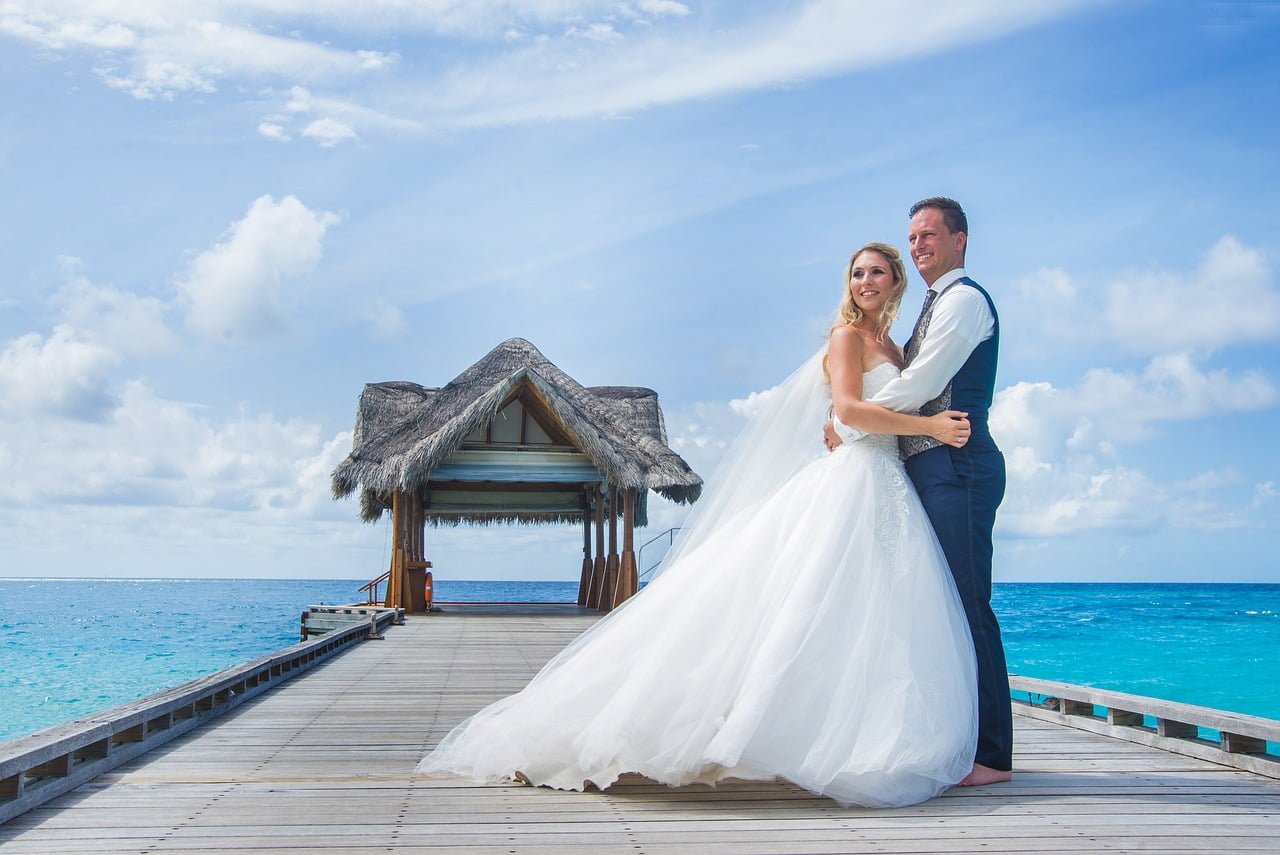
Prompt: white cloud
<box><xmin>1001</xmin><ymin>464</ymin><xmax>1165</xmax><ymax>539</ymax></box>
<box><xmin>176</xmin><ymin>194</ymin><xmax>341</xmax><ymax>342</ymax></box>
<box><xmin>0</xmin><ymin>325</ymin><xmax>120</xmax><ymax>421</ymax></box>
<box><xmin>4</xmin><ymin>4</ymin><xmax>399</xmax><ymax>100</ymax></box>
<box><xmin>365</xmin><ymin>300</ymin><xmax>409</xmax><ymax>337</ymax></box>
<box><xmin>0</xmin><ymin>8</ymin><xmax>137</xmax><ymax>50</ymax></box>
<box><xmin>0</xmin><ymin>376</ymin><xmax>351</xmax><ymax>518</ymax></box>
<box><xmin>283</xmin><ymin>85</ymin><xmax>422</xmax><ymax>141</ymax></box>
<box><xmin>727</xmin><ymin>383</ymin><xmax>784</xmax><ymax>420</ymax></box>
<box><xmin>257</xmin><ymin>121</ymin><xmax>290</xmax><ymax>141</ymax></box>
<box><xmin>1008</xmin><ymin>236</ymin><xmax>1280</xmax><ymax>358</ymax></box>
<box><xmin>565</xmin><ymin>22</ymin><xmax>621</xmax><ymax>42</ymax></box>
<box><xmin>631</xmin><ymin>1</ymin><xmax>691</xmax><ymax>18</ymax></box>
<box><xmin>1104</xmin><ymin>236</ymin><xmax>1280</xmax><ymax>354</ymax></box>
<box><xmin>52</xmin><ymin>262</ymin><xmax>177</xmax><ymax>357</ymax></box>
<box><xmin>301</xmin><ymin>117</ymin><xmax>358</xmax><ymax>147</ymax></box>
<box><xmin>1174</xmin><ymin>467</ymin><xmax>1242</xmax><ymax>493</ymax></box>
<box><xmin>990</xmin><ymin>353</ymin><xmax>1276</xmax><ymax>537</ymax></box>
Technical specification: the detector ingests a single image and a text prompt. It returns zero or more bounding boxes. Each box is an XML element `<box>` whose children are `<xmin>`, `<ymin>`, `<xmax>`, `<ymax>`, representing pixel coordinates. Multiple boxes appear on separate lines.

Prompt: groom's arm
<box><xmin>829</xmin><ymin>288</ymin><xmax>993</xmax><ymax>446</ymax></box>
<box><xmin>871</xmin><ymin>287</ymin><xmax>994</xmax><ymax>411</ymax></box>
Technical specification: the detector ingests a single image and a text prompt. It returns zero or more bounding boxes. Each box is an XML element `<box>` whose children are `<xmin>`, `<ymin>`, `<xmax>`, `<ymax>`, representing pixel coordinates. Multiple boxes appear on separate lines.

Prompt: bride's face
<box><xmin>848</xmin><ymin>250</ymin><xmax>896</xmax><ymax>315</ymax></box>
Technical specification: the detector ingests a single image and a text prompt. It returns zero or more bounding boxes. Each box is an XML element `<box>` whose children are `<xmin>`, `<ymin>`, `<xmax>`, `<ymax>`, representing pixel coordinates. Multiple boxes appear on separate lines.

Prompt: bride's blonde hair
<box><xmin>824</xmin><ymin>242</ymin><xmax>907</xmax><ymax>382</ymax></box>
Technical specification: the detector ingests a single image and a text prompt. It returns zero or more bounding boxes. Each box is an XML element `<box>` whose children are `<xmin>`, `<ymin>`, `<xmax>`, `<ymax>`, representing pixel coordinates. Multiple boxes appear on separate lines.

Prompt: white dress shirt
<box><xmin>833</xmin><ymin>268</ymin><xmax>994</xmax><ymax>443</ymax></box>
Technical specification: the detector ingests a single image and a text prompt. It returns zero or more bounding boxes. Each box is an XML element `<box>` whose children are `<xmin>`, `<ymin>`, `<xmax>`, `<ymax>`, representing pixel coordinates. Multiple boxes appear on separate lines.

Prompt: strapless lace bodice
<box><xmin>854</xmin><ymin>362</ymin><xmax>901</xmax><ymax>455</ymax></box>
<box><xmin>862</xmin><ymin>361</ymin><xmax>900</xmax><ymax>397</ymax></box>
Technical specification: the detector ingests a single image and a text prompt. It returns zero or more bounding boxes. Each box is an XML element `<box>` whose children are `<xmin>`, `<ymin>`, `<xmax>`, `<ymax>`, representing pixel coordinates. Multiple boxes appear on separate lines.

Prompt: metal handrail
<box><xmin>637</xmin><ymin>527</ymin><xmax>681</xmax><ymax>582</ymax></box>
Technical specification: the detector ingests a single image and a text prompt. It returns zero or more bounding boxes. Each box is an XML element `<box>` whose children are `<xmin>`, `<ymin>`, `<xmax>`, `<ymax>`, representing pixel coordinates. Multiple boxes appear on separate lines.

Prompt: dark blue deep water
<box><xmin>0</xmin><ymin>579</ymin><xmax>1275</xmax><ymax>743</ymax></box>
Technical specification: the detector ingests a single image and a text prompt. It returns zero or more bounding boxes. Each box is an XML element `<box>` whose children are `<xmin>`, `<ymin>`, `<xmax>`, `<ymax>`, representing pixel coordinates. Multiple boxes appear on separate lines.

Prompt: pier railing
<box><xmin>0</xmin><ymin>605</ymin><xmax>403</xmax><ymax>825</ymax></box>
<box><xmin>1011</xmin><ymin>674</ymin><xmax>1280</xmax><ymax>779</ymax></box>
<box><xmin>301</xmin><ymin>604</ymin><xmax>405</xmax><ymax>639</ymax></box>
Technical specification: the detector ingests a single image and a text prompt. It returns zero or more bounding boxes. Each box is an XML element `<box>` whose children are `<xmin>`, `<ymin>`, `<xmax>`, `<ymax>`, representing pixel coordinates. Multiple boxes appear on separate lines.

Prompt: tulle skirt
<box><xmin>416</xmin><ymin>438</ymin><xmax>978</xmax><ymax>807</ymax></box>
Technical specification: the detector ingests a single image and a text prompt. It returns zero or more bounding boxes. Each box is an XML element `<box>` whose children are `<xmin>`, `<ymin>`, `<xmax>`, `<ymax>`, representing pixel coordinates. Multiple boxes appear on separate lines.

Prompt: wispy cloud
<box><xmin>3</xmin><ymin>1</ymin><xmax>1102</xmax><ymax>138</ymax></box>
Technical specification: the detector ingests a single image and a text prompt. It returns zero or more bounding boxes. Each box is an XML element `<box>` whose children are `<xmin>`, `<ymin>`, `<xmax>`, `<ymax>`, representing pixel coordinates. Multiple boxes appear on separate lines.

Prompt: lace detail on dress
<box><xmin>874</xmin><ymin>450</ymin><xmax>912</xmax><ymax>559</ymax></box>
<box><xmin>846</xmin><ymin>362</ymin><xmax>912</xmax><ymax>554</ymax></box>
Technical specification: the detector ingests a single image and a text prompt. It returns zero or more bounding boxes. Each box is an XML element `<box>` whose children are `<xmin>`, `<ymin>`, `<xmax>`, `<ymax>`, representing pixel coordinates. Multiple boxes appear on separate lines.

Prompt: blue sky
<box><xmin>1</xmin><ymin>0</ymin><xmax>1277</xmax><ymax>584</ymax></box>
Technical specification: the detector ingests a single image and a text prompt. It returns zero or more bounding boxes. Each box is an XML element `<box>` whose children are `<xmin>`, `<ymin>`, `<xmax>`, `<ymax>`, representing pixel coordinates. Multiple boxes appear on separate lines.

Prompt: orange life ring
<box><xmin>424</xmin><ymin>571</ymin><xmax>434</xmax><ymax>610</ymax></box>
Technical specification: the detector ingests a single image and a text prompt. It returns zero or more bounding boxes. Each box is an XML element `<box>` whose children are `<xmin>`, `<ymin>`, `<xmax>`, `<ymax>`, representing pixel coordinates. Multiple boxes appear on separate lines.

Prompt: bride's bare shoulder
<box><xmin>828</xmin><ymin>325</ymin><xmax>865</xmax><ymax>351</ymax></box>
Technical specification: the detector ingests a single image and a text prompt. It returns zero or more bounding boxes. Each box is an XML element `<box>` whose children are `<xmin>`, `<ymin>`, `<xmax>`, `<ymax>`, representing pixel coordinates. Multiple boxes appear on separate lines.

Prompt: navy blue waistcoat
<box><xmin>900</xmin><ymin>277</ymin><xmax>1000</xmax><ymax>458</ymax></box>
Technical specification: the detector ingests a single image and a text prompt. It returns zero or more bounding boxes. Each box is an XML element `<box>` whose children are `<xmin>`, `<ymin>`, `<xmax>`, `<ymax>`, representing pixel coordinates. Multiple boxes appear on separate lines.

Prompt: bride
<box><xmin>416</xmin><ymin>241</ymin><xmax>979</xmax><ymax>808</ymax></box>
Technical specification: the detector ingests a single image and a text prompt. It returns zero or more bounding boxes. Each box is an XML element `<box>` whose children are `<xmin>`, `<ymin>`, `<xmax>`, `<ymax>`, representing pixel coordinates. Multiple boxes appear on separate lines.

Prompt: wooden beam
<box><xmin>588</xmin><ymin>484</ymin><xmax>607</xmax><ymax>609</ymax></box>
<box><xmin>602</xmin><ymin>486</ymin><xmax>620</xmax><ymax>611</ymax></box>
<box><xmin>577</xmin><ymin>507</ymin><xmax>592</xmax><ymax>607</ymax></box>
<box><xmin>387</xmin><ymin>491</ymin><xmax>404</xmax><ymax>610</ymax></box>
<box><xmin>427</xmin><ymin>480</ymin><xmax>590</xmax><ymax>493</ymax></box>
<box><xmin>404</xmin><ymin>493</ymin><xmax>427</xmax><ymax>613</ymax></box>
<box><xmin>617</xmin><ymin>487</ymin><xmax>638</xmax><ymax>605</ymax></box>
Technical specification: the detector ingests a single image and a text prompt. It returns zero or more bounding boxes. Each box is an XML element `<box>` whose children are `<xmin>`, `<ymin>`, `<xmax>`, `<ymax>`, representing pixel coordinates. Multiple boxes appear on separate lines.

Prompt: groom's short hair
<box><xmin>910</xmin><ymin>197</ymin><xmax>968</xmax><ymax>237</ymax></box>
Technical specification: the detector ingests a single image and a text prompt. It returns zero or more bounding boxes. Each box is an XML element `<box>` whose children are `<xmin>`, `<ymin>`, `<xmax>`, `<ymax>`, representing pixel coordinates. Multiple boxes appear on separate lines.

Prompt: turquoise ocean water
<box><xmin>0</xmin><ymin>579</ymin><xmax>1276</xmax><ymax>743</ymax></box>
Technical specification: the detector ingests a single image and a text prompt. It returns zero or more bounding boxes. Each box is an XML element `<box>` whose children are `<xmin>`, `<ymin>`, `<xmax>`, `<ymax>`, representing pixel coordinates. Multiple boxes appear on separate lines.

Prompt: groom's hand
<box><xmin>823</xmin><ymin>418</ymin><xmax>842</xmax><ymax>452</ymax></box>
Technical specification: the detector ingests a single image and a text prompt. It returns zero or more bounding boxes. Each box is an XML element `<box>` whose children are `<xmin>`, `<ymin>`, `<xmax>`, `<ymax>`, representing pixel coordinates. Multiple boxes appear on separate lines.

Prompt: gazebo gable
<box><xmin>460</xmin><ymin>381</ymin><xmax>576</xmax><ymax>449</ymax></box>
<box><xmin>432</xmin><ymin>377</ymin><xmax>604</xmax><ymax>493</ymax></box>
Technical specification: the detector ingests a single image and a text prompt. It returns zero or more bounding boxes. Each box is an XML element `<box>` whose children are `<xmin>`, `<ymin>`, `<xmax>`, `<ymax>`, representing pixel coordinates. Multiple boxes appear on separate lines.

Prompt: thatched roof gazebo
<box><xmin>331</xmin><ymin>338</ymin><xmax>702</xmax><ymax>613</ymax></box>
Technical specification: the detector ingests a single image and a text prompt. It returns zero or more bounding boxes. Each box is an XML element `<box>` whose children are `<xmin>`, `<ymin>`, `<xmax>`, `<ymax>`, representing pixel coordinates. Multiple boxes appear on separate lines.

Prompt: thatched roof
<box><xmin>331</xmin><ymin>338</ymin><xmax>702</xmax><ymax>525</ymax></box>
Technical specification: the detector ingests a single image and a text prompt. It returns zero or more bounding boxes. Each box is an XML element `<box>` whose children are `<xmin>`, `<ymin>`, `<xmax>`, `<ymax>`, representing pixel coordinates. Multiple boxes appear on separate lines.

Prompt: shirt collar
<box><xmin>928</xmin><ymin>267</ymin><xmax>967</xmax><ymax>293</ymax></box>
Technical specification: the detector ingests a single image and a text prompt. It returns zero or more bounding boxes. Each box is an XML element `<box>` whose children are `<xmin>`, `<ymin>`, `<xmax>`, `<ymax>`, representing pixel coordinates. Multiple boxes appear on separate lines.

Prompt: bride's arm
<box><xmin>828</xmin><ymin>327</ymin><xmax>969</xmax><ymax>445</ymax></box>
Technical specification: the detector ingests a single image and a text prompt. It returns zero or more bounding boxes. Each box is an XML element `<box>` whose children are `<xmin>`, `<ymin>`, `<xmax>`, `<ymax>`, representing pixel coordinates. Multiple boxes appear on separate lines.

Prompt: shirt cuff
<box><xmin>833</xmin><ymin>415</ymin><xmax>865</xmax><ymax>444</ymax></box>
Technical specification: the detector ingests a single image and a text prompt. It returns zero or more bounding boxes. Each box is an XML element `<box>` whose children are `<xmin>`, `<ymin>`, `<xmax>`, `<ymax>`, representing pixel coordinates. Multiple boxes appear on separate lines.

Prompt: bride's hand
<box><xmin>823</xmin><ymin>418</ymin><xmax>842</xmax><ymax>452</ymax></box>
<box><xmin>928</xmin><ymin>411</ymin><xmax>970</xmax><ymax>447</ymax></box>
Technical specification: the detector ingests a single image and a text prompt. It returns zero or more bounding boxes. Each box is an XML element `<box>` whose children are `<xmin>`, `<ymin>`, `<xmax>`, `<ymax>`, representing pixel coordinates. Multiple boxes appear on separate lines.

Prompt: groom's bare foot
<box><xmin>958</xmin><ymin>763</ymin><xmax>1012</xmax><ymax>787</ymax></box>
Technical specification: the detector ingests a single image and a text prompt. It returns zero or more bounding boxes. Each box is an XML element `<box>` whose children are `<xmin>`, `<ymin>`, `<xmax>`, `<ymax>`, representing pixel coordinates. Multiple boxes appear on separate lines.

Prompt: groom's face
<box><xmin>908</xmin><ymin>208</ymin><xmax>966</xmax><ymax>286</ymax></box>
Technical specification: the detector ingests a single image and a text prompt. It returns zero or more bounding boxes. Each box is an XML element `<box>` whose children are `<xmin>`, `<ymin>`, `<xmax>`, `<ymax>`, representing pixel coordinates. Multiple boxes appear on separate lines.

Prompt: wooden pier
<box><xmin>3</xmin><ymin>608</ymin><xmax>1280</xmax><ymax>853</ymax></box>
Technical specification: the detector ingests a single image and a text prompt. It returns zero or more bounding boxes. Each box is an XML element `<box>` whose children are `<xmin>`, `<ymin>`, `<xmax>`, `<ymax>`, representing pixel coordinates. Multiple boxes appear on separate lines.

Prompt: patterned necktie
<box><xmin>905</xmin><ymin>289</ymin><xmax>938</xmax><ymax>365</ymax></box>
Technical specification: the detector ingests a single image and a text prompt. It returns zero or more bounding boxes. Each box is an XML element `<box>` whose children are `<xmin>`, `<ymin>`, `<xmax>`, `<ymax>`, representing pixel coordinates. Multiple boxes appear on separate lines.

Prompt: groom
<box><xmin>825</xmin><ymin>197</ymin><xmax>1011</xmax><ymax>786</ymax></box>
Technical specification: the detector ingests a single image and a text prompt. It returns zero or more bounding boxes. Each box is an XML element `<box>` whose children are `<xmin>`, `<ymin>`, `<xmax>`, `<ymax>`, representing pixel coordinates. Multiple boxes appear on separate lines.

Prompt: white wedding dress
<box><xmin>416</xmin><ymin>354</ymin><xmax>978</xmax><ymax>807</ymax></box>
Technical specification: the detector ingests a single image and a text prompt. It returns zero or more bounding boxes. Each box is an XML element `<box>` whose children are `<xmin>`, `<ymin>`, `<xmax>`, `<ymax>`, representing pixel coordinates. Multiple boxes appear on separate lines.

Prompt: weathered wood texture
<box><xmin>1010</xmin><ymin>675</ymin><xmax>1280</xmax><ymax>780</ymax></box>
<box><xmin>0</xmin><ymin>608</ymin><xmax>401</xmax><ymax>827</ymax></box>
<box><xmin>2</xmin><ymin>613</ymin><xmax>1279</xmax><ymax>854</ymax></box>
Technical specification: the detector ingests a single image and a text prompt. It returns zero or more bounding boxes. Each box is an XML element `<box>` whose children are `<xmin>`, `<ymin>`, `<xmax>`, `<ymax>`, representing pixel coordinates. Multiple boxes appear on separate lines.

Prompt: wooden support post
<box><xmin>1221</xmin><ymin>732</ymin><xmax>1267</xmax><ymax>754</ymax></box>
<box><xmin>577</xmin><ymin>504</ymin><xmax>593</xmax><ymax>607</ymax></box>
<box><xmin>387</xmin><ymin>491</ymin><xmax>404</xmax><ymax>609</ymax></box>
<box><xmin>616</xmin><ymin>487</ymin><xmax>638</xmax><ymax>604</ymax></box>
<box><xmin>589</xmin><ymin>484</ymin><xmax>607</xmax><ymax>609</ymax></box>
<box><xmin>602</xmin><ymin>486</ymin><xmax>620</xmax><ymax>611</ymax></box>
<box><xmin>1060</xmin><ymin>698</ymin><xmax>1095</xmax><ymax>717</ymax></box>
<box><xmin>404</xmin><ymin>493</ymin><xmax>427</xmax><ymax>613</ymax></box>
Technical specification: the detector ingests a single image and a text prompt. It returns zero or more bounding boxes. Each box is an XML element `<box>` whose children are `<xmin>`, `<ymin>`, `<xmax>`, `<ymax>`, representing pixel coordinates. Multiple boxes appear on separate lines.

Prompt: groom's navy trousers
<box><xmin>906</xmin><ymin>438</ymin><xmax>1011</xmax><ymax>771</ymax></box>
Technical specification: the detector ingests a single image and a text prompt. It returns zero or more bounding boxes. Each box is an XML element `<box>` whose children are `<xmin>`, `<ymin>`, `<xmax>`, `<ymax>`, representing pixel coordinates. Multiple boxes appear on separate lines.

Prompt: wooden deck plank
<box><xmin>2</xmin><ymin>612</ymin><xmax>1278</xmax><ymax>855</ymax></box>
